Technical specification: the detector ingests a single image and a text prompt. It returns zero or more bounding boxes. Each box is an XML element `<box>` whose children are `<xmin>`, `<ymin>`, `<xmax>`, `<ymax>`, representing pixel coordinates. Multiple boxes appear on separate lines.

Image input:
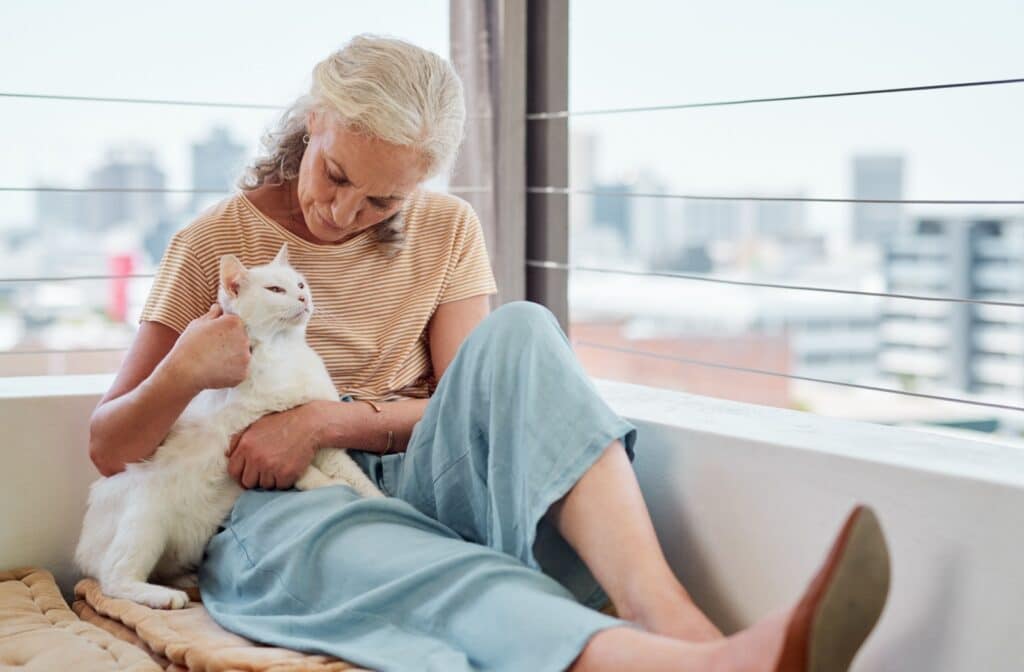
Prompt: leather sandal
<box><xmin>774</xmin><ymin>505</ymin><xmax>891</xmax><ymax>672</ymax></box>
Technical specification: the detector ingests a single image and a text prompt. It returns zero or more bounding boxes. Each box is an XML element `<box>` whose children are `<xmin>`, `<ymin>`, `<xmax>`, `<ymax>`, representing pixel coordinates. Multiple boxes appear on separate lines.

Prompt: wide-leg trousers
<box><xmin>199</xmin><ymin>301</ymin><xmax>641</xmax><ymax>672</ymax></box>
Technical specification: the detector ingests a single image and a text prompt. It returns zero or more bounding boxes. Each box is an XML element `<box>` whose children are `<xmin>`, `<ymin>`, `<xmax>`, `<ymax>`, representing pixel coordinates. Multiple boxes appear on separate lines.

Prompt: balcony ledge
<box><xmin>1</xmin><ymin>374</ymin><xmax>1021</xmax><ymax>670</ymax></box>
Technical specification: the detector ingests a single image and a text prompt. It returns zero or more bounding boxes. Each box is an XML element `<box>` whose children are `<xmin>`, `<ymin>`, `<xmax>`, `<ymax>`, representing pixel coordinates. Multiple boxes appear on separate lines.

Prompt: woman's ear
<box><xmin>219</xmin><ymin>255</ymin><xmax>248</xmax><ymax>297</ymax></box>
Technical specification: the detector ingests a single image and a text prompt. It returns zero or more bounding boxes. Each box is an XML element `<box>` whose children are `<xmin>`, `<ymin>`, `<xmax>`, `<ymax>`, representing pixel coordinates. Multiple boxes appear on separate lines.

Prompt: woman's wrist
<box><xmin>155</xmin><ymin>347</ymin><xmax>206</xmax><ymax>400</ymax></box>
<box><xmin>305</xmin><ymin>399</ymin><xmax>346</xmax><ymax>448</ymax></box>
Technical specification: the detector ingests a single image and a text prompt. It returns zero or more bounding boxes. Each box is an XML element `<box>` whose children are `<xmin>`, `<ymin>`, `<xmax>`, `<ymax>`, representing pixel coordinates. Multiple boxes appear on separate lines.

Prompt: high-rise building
<box><xmin>191</xmin><ymin>126</ymin><xmax>246</xmax><ymax>212</ymax></box>
<box><xmin>880</xmin><ymin>216</ymin><xmax>1024</xmax><ymax>399</ymax></box>
<box><xmin>83</xmin><ymin>147</ymin><xmax>167</xmax><ymax>232</ymax></box>
<box><xmin>682</xmin><ymin>197</ymin><xmax>806</xmax><ymax>246</ymax></box>
<box><xmin>592</xmin><ymin>182</ymin><xmax>632</xmax><ymax>249</ymax></box>
<box><xmin>629</xmin><ymin>171</ymin><xmax>672</xmax><ymax>266</ymax></box>
<box><xmin>852</xmin><ymin>155</ymin><xmax>904</xmax><ymax>245</ymax></box>
<box><xmin>34</xmin><ymin>186</ymin><xmax>76</xmax><ymax>234</ymax></box>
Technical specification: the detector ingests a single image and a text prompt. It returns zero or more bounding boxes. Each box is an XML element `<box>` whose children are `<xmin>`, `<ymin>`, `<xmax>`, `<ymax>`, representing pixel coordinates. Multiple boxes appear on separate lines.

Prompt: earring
<box><xmin>302</xmin><ymin>133</ymin><xmax>310</xmax><ymax>145</ymax></box>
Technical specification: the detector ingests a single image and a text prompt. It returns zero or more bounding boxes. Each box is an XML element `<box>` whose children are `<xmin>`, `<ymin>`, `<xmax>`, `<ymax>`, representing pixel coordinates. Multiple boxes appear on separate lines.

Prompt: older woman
<box><xmin>87</xmin><ymin>35</ymin><xmax>889</xmax><ymax>672</ymax></box>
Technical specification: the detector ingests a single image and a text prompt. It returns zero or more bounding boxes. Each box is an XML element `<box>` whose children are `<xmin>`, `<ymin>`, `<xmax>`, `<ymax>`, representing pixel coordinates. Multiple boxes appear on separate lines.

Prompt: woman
<box><xmin>87</xmin><ymin>35</ymin><xmax>889</xmax><ymax>672</ymax></box>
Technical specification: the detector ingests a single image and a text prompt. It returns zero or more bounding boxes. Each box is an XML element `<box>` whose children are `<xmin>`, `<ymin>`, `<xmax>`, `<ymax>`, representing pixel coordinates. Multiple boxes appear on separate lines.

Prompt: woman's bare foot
<box><xmin>719</xmin><ymin>505</ymin><xmax>891</xmax><ymax>671</ymax></box>
<box><xmin>580</xmin><ymin>506</ymin><xmax>890</xmax><ymax>672</ymax></box>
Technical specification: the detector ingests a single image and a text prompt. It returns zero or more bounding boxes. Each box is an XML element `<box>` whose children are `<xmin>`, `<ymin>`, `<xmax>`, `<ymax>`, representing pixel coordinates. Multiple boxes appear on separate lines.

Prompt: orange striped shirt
<box><xmin>140</xmin><ymin>190</ymin><xmax>498</xmax><ymax>401</ymax></box>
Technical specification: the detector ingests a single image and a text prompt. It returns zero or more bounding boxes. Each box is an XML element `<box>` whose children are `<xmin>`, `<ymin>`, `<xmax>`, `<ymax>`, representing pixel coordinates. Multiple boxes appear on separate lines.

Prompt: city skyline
<box><xmin>2</xmin><ymin>1</ymin><xmax>1022</xmax><ymax>233</ymax></box>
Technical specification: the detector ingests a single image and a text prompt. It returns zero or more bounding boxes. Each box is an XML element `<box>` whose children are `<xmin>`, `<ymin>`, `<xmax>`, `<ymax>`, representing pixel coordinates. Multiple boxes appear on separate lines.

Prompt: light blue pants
<box><xmin>199</xmin><ymin>301</ymin><xmax>641</xmax><ymax>672</ymax></box>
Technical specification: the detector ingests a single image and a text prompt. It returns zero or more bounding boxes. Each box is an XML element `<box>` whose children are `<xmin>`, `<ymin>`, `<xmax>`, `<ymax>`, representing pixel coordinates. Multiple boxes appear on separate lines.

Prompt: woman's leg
<box><xmin>394</xmin><ymin>300</ymin><xmax>718</xmax><ymax>638</ymax></box>
<box><xmin>547</xmin><ymin>438</ymin><xmax>722</xmax><ymax>641</ymax></box>
<box><xmin>391</xmin><ymin>301</ymin><xmax>888</xmax><ymax>669</ymax></box>
<box><xmin>571</xmin><ymin>615</ymin><xmax>784</xmax><ymax>672</ymax></box>
<box><xmin>571</xmin><ymin>504</ymin><xmax>890</xmax><ymax>672</ymax></box>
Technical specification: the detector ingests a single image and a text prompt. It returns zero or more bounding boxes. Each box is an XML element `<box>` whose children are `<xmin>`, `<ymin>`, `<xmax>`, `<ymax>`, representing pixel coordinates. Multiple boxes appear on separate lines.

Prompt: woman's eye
<box><xmin>371</xmin><ymin>201</ymin><xmax>390</xmax><ymax>212</ymax></box>
<box><xmin>265</xmin><ymin>286</ymin><xmax>286</xmax><ymax>294</ymax></box>
<box><xmin>328</xmin><ymin>172</ymin><xmax>346</xmax><ymax>185</ymax></box>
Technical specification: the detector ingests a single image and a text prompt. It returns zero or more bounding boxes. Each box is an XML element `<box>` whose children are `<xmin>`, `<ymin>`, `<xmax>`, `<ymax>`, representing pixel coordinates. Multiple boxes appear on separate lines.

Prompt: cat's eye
<box><xmin>298</xmin><ymin>282</ymin><xmax>305</xmax><ymax>289</ymax></box>
<box><xmin>265</xmin><ymin>286</ymin><xmax>286</xmax><ymax>294</ymax></box>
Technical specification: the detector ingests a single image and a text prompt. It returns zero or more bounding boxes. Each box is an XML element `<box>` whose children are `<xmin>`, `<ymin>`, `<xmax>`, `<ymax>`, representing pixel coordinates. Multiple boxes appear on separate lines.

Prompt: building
<box><xmin>880</xmin><ymin>216</ymin><xmax>1024</xmax><ymax>400</ymax></box>
<box><xmin>83</xmin><ymin>147</ymin><xmax>168</xmax><ymax>232</ymax></box>
<box><xmin>191</xmin><ymin>126</ymin><xmax>246</xmax><ymax>212</ymax></box>
<box><xmin>33</xmin><ymin>186</ymin><xmax>76</xmax><ymax>235</ymax></box>
<box><xmin>851</xmin><ymin>155</ymin><xmax>904</xmax><ymax>245</ymax></box>
<box><xmin>570</xmin><ymin>264</ymin><xmax>881</xmax><ymax>404</ymax></box>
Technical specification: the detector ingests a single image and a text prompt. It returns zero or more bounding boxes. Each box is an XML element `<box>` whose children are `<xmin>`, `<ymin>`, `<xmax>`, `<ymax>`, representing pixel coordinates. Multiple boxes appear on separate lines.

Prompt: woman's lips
<box><xmin>317</xmin><ymin>210</ymin><xmax>339</xmax><ymax>230</ymax></box>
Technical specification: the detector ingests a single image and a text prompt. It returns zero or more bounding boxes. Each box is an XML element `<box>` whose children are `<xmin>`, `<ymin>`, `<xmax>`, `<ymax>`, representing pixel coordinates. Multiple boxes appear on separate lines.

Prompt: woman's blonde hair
<box><xmin>239</xmin><ymin>34</ymin><xmax>466</xmax><ymax>255</ymax></box>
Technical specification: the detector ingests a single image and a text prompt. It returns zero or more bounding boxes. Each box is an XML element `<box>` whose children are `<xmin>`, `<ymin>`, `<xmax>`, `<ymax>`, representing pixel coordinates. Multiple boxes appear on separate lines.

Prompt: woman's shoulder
<box><xmin>403</xmin><ymin>189</ymin><xmax>477</xmax><ymax>227</ymax></box>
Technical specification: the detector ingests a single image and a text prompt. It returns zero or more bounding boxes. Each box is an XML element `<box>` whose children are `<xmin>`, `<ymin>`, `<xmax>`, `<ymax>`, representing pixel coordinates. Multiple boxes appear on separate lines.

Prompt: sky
<box><xmin>0</xmin><ymin>1</ymin><xmax>449</xmax><ymax>225</ymax></box>
<box><xmin>568</xmin><ymin>0</ymin><xmax>1024</xmax><ymax>238</ymax></box>
<box><xmin>1</xmin><ymin>0</ymin><xmax>1022</xmax><ymax>234</ymax></box>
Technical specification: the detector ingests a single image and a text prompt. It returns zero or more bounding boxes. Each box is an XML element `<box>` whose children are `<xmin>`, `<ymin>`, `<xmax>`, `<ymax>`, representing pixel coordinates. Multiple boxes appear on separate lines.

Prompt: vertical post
<box><xmin>526</xmin><ymin>0</ymin><xmax>570</xmax><ymax>329</ymax></box>
<box><xmin>450</xmin><ymin>0</ymin><xmax>527</xmax><ymax>305</ymax></box>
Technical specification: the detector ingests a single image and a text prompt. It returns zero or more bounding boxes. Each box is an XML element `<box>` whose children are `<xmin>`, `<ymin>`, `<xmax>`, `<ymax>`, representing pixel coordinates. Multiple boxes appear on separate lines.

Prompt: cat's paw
<box><xmin>110</xmin><ymin>583</ymin><xmax>190</xmax><ymax>609</ymax></box>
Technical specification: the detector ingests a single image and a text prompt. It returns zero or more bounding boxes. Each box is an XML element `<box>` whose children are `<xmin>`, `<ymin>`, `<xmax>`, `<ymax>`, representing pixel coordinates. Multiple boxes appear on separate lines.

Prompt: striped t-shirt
<box><xmin>140</xmin><ymin>190</ymin><xmax>498</xmax><ymax>401</ymax></box>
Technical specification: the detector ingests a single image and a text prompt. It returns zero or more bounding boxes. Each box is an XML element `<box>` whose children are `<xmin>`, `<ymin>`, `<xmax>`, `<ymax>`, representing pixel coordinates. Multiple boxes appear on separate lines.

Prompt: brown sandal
<box><xmin>775</xmin><ymin>506</ymin><xmax>891</xmax><ymax>672</ymax></box>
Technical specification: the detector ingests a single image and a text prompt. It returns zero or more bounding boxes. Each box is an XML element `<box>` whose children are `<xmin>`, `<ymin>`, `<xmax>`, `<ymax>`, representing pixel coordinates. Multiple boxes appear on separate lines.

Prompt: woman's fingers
<box><xmin>259</xmin><ymin>471</ymin><xmax>277</xmax><ymax>490</ymax></box>
<box><xmin>226</xmin><ymin>430</ymin><xmax>244</xmax><ymax>457</ymax></box>
<box><xmin>240</xmin><ymin>460</ymin><xmax>260</xmax><ymax>490</ymax></box>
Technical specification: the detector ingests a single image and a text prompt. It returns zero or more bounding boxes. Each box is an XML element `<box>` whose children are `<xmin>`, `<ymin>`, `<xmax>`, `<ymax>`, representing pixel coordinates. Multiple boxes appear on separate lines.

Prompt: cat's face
<box><xmin>217</xmin><ymin>245</ymin><xmax>313</xmax><ymax>339</ymax></box>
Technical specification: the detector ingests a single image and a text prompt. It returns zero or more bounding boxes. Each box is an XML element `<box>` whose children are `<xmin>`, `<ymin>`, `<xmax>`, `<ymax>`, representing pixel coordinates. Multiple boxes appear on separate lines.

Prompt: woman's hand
<box><xmin>169</xmin><ymin>304</ymin><xmax>251</xmax><ymax>393</ymax></box>
<box><xmin>226</xmin><ymin>402</ymin><xmax>329</xmax><ymax>490</ymax></box>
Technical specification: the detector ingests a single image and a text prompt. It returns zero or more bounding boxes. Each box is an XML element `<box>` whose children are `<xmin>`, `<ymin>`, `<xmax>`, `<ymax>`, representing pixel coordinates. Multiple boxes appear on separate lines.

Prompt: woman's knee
<box><xmin>477</xmin><ymin>301</ymin><xmax>563</xmax><ymax>346</ymax></box>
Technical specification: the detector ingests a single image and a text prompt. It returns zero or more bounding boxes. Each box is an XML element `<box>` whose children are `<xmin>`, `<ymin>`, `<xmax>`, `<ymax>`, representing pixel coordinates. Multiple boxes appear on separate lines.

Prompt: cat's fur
<box><xmin>75</xmin><ymin>244</ymin><xmax>383</xmax><ymax>609</ymax></box>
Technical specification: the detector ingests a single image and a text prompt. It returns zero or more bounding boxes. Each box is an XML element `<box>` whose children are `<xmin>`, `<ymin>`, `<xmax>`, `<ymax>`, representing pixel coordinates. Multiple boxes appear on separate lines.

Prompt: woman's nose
<box><xmin>332</xmin><ymin>189</ymin><xmax>362</xmax><ymax>227</ymax></box>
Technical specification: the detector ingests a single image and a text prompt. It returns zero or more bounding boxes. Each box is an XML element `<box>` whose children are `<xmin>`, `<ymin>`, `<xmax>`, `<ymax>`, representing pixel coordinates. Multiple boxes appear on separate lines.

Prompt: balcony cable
<box><xmin>0</xmin><ymin>347</ymin><xmax>127</xmax><ymax>356</ymax></box>
<box><xmin>527</xmin><ymin>187</ymin><xmax>1024</xmax><ymax>206</ymax></box>
<box><xmin>575</xmin><ymin>341</ymin><xmax>1024</xmax><ymax>413</ymax></box>
<box><xmin>527</xmin><ymin>76</ymin><xmax>1024</xmax><ymax>120</ymax></box>
<box><xmin>526</xmin><ymin>260</ymin><xmax>1024</xmax><ymax>309</ymax></box>
<box><xmin>6</xmin><ymin>77</ymin><xmax>1021</xmax><ymax>119</ymax></box>
<box><xmin>0</xmin><ymin>274</ymin><xmax>155</xmax><ymax>283</ymax></box>
<box><xmin>0</xmin><ymin>91</ymin><xmax>281</xmax><ymax>110</ymax></box>
<box><xmin>0</xmin><ymin>185</ymin><xmax>491</xmax><ymax>195</ymax></box>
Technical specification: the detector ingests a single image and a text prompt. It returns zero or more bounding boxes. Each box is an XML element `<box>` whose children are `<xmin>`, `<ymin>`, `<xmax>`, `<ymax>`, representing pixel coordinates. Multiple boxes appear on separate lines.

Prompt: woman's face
<box><xmin>296</xmin><ymin>111</ymin><xmax>428</xmax><ymax>244</ymax></box>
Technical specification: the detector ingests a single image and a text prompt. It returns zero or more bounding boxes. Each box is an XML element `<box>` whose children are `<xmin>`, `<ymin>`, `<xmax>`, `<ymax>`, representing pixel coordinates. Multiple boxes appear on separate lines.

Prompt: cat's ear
<box><xmin>219</xmin><ymin>255</ymin><xmax>248</xmax><ymax>297</ymax></box>
<box><xmin>273</xmin><ymin>244</ymin><xmax>290</xmax><ymax>267</ymax></box>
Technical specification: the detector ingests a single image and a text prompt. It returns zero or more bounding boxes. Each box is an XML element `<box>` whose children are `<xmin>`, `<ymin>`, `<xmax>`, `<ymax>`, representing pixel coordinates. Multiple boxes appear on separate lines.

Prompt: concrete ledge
<box><xmin>594</xmin><ymin>379</ymin><xmax>1024</xmax><ymax>671</ymax></box>
<box><xmin>1</xmin><ymin>375</ymin><xmax>1021</xmax><ymax>670</ymax></box>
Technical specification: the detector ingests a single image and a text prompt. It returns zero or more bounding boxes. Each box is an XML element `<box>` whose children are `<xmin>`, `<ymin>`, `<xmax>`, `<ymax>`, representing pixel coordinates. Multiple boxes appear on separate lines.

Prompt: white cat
<box><xmin>75</xmin><ymin>244</ymin><xmax>383</xmax><ymax>609</ymax></box>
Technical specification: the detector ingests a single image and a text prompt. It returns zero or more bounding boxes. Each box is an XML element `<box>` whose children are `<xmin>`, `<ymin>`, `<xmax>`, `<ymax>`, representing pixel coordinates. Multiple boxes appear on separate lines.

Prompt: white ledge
<box><xmin>594</xmin><ymin>378</ymin><xmax>1024</xmax><ymax>490</ymax></box>
<box><xmin>1</xmin><ymin>374</ymin><xmax>1021</xmax><ymax>669</ymax></box>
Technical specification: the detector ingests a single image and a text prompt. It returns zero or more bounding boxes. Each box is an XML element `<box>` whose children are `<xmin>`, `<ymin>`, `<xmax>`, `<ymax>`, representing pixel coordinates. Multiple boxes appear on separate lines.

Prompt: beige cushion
<box><xmin>0</xmin><ymin>567</ymin><xmax>160</xmax><ymax>671</ymax></box>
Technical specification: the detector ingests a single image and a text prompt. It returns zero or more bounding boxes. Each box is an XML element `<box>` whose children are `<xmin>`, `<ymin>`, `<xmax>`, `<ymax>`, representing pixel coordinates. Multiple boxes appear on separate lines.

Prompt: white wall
<box><xmin>1</xmin><ymin>375</ymin><xmax>1023</xmax><ymax>670</ymax></box>
<box><xmin>597</xmin><ymin>380</ymin><xmax>1024</xmax><ymax>672</ymax></box>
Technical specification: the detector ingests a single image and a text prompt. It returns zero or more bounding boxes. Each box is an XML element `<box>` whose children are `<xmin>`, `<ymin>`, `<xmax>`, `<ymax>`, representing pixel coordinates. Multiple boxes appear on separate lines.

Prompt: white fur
<box><xmin>75</xmin><ymin>244</ymin><xmax>383</xmax><ymax>609</ymax></box>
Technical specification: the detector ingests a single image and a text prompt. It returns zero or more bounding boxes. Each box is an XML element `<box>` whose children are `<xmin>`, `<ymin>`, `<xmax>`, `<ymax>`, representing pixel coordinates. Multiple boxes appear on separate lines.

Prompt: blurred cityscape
<box><xmin>1</xmin><ymin>125</ymin><xmax>1023</xmax><ymax>445</ymax></box>
<box><xmin>567</xmin><ymin>131</ymin><xmax>1024</xmax><ymax>442</ymax></box>
<box><xmin>0</xmin><ymin>126</ymin><xmax>245</xmax><ymax>376</ymax></box>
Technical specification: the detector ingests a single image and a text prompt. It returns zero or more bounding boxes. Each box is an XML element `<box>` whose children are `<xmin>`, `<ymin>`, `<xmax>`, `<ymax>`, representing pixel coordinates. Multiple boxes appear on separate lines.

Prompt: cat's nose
<box><xmin>299</xmin><ymin>295</ymin><xmax>307</xmax><ymax>303</ymax></box>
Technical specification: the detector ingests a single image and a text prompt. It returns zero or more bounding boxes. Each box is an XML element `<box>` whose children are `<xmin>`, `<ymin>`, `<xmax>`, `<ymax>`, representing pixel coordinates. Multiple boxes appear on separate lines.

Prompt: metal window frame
<box><xmin>449</xmin><ymin>0</ymin><xmax>569</xmax><ymax>326</ymax></box>
<box><xmin>525</xmin><ymin>0</ymin><xmax>569</xmax><ymax>329</ymax></box>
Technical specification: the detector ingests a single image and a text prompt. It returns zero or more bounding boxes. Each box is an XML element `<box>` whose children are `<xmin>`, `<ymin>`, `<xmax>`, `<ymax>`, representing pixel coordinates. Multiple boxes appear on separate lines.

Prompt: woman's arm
<box><xmin>313</xmin><ymin>293</ymin><xmax>492</xmax><ymax>453</ymax></box>
<box><xmin>89</xmin><ymin>306</ymin><xmax>251</xmax><ymax>476</ymax></box>
<box><xmin>227</xmin><ymin>294</ymin><xmax>491</xmax><ymax>489</ymax></box>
